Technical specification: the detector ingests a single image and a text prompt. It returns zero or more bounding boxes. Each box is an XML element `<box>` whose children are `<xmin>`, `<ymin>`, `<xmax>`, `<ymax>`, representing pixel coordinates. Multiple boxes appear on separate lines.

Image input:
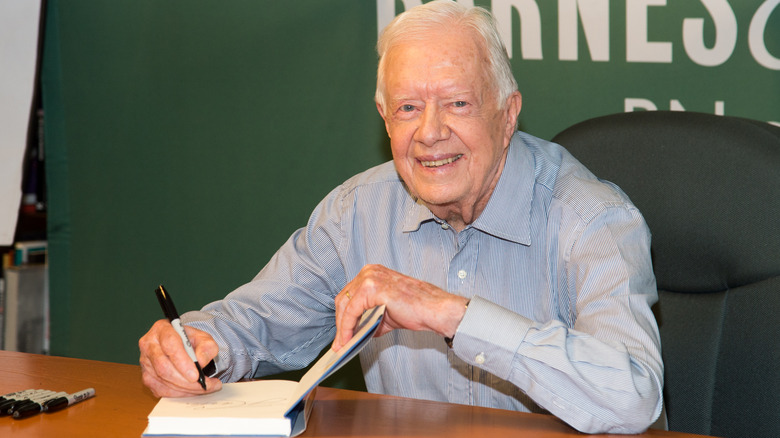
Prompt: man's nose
<box><xmin>414</xmin><ymin>106</ymin><xmax>450</xmax><ymax>146</ymax></box>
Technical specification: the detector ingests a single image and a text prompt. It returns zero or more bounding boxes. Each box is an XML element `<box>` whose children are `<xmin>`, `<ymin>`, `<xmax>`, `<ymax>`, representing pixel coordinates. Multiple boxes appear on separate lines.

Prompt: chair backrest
<box><xmin>552</xmin><ymin>111</ymin><xmax>780</xmax><ymax>438</ymax></box>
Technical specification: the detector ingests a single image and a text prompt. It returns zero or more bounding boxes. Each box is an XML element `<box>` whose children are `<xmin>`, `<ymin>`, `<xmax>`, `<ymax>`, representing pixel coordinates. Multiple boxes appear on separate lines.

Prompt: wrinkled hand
<box><xmin>332</xmin><ymin>264</ymin><xmax>469</xmax><ymax>351</ymax></box>
<box><xmin>139</xmin><ymin>319</ymin><xmax>222</xmax><ymax>397</ymax></box>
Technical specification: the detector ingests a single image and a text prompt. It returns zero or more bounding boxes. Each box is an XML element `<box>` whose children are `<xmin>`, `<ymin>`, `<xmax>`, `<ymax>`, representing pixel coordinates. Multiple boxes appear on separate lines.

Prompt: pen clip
<box><xmin>155</xmin><ymin>285</ymin><xmax>180</xmax><ymax>321</ymax></box>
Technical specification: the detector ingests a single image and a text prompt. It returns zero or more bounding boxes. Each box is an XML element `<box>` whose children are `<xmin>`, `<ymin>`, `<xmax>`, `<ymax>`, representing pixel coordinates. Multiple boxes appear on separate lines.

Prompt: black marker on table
<box><xmin>1</xmin><ymin>390</ymin><xmax>52</xmax><ymax>415</ymax></box>
<box><xmin>43</xmin><ymin>388</ymin><xmax>96</xmax><ymax>413</ymax></box>
<box><xmin>12</xmin><ymin>392</ymin><xmax>68</xmax><ymax>419</ymax></box>
<box><xmin>0</xmin><ymin>389</ymin><xmax>38</xmax><ymax>403</ymax></box>
<box><xmin>0</xmin><ymin>389</ymin><xmax>40</xmax><ymax>408</ymax></box>
<box><xmin>155</xmin><ymin>285</ymin><xmax>207</xmax><ymax>390</ymax></box>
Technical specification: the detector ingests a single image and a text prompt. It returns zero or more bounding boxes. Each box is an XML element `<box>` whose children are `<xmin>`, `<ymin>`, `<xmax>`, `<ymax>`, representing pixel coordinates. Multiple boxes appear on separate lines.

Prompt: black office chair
<box><xmin>552</xmin><ymin>111</ymin><xmax>780</xmax><ymax>438</ymax></box>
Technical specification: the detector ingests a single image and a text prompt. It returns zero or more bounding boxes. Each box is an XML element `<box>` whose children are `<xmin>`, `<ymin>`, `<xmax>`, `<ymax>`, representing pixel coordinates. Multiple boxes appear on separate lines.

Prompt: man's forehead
<box><xmin>385</xmin><ymin>34</ymin><xmax>489</xmax><ymax>84</ymax></box>
<box><xmin>389</xmin><ymin>25</ymin><xmax>483</xmax><ymax>57</ymax></box>
<box><xmin>386</xmin><ymin>34</ymin><xmax>485</xmax><ymax>77</ymax></box>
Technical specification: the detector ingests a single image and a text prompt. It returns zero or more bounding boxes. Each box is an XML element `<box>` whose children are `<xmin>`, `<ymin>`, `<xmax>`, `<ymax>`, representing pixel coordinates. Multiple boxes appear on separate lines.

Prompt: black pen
<box><xmin>12</xmin><ymin>392</ymin><xmax>67</xmax><ymax>419</ymax></box>
<box><xmin>43</xmin><ymin>388</ymin><xmax>96</xmax><ymax>413</ymax></box>
<box><xmin>155</xmin><ymin>285</ymin><xmax>207</xmax><ymax>390</ymax></box>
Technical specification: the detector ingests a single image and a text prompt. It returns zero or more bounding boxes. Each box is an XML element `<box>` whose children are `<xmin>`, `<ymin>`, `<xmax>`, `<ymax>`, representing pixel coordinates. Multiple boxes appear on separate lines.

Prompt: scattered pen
<box><xmin>0</xmin><ymin>389</ymin><xmax>41</xmax><ymax>408</ymax></box>
<box><xmin>12</xmin><ymin>392</ymin><xmax>68</xmax><ymax>419</ymax></box>
<box><xmin>2</xmin><ymin>390</ymin><xmax>55</xmax><ymax>416</ymax></box>
<box><xmin>43</xmin><ymin>388</ymin><xmax>96</xmax><ymax>413</ymax></box>
<box><xmin>155</xmin><ymin>285</ymin><xmax>207</xmax><ymax>390</ymax></box>
<box><xmin>0</xmin><ymin>389</ymin><xmax>39</xmax><ymax>403</ymax></box>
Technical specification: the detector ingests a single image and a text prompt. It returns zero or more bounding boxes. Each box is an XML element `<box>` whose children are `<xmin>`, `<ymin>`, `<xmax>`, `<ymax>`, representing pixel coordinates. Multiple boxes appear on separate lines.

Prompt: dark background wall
<box><xmin>42</xmin><ymin>1</ymin><xmax>385</xmax><ymax>376</ymax></box>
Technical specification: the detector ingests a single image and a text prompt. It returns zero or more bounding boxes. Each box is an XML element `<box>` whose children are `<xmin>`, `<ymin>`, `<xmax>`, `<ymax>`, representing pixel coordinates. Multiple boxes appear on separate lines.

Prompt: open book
<box><xmin>144</xmin><ymin>305</ymin><xmax>385</xmax><ymax>437</ymax></box>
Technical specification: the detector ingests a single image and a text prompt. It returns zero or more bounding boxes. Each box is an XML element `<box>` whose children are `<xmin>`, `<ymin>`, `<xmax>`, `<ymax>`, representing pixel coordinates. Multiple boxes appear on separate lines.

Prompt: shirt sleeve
<box><xmin>180</xmin><ymin>185</ymin><xmax>350</xmax><ymax>383</ymax></box>
<box><xmin>452</xmin><ymin>203</ymin><xmax>664</xmax><ymax>434</ymax></box>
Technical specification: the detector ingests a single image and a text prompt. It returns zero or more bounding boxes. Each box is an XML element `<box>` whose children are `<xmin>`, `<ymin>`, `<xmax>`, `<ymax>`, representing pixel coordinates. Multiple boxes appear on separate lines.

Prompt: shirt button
<box><xmin>475</xmin><ymin>353</ymin><xmax>486</xmax><ymax>364</ymax></box>
<box><xmin>441</xmin><ymin>223</ymin><xmax>450</xmax><ymax>230</ymax></box>
<box><xmin>457</xmin><ymin>270</ymin><xmax>467</xmax><ymax>279</ymax></box>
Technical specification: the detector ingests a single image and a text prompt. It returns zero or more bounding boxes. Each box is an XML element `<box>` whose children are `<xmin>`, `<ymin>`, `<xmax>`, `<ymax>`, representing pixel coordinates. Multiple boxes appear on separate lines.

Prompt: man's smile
<box><xmin>419</xmin><ymin>154</ymin><xmax>464</xmax><ymax>168</ymax></box>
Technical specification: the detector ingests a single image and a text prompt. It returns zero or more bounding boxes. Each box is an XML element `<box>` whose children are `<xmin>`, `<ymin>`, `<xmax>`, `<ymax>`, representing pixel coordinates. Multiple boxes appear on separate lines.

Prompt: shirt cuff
<box><xmin>452</xmin><ymin>295</ymin><xmax>533</xmax><ymax>380</ymax></box>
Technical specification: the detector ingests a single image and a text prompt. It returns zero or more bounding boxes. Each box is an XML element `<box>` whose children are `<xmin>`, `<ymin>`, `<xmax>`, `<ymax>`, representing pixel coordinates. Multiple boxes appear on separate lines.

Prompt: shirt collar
<box><xmin>401</xmin><ymin>196</ymin><xmax>437</xmax><ymax>232</ymax></box>
<box><xmin>471</xmin><ymin>133</ymin><xmax>534</xmax><ymax>245</ymax></box>
<box><xmin>400</xmin><ymin>133</ymin><xmax>535</xmax><ymax>244</ymax></box>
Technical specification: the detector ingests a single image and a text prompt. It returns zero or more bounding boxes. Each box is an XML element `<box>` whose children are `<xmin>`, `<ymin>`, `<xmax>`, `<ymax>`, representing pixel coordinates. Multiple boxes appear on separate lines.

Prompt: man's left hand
<box><xmin>332</xmin><ymin>264</ymin><xmax>469</xmax><ymax>350</ymax></box>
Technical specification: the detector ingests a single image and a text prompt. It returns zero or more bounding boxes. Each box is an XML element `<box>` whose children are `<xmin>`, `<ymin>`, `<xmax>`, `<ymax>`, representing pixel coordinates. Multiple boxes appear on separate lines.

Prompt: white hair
<box><xmin>375</xmin><ymin>0</ymin><xmax>518</xmax><ymax>112</ymax></box>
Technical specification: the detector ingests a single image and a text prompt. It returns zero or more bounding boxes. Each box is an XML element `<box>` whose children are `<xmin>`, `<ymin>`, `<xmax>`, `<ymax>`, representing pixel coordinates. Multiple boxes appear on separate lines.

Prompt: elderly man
<box><xmin>139</xmin><ymin>1</ymin><xmax>663</xmax><ymax>434</ymax></box>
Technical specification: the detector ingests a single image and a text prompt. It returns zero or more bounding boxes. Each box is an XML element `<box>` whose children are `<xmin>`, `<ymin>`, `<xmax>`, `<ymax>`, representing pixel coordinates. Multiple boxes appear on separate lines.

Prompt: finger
<box><xmin>184</xmin><ymin>325</ymin><xmax>219</xmax><ymax>366</ymax></box>
<box><xmin>141</xmin><ymin>320</ymin><xmax>203</xmax><ymax>386</ymax></box>
<box><xmin>140</xmin><ymin>321</ymin><xmax>224</xmax><ymax>397</ymax></box>
<box><xmin>141</xmin><ymin>360</ymin><xmax>222</xmax><ymax>398</ymax></box>
<box><xmin>333</xmin><ymin>289</ymin><xmax>348</xmax><ymax>351</ymax></box>
<box><xmin>140</xmin><ymin>343</ymin><xmax>222</xmax><ymax>397</ymax></box>
<box><xmin>339</xmin><ymin>303</ymin><xmax>362</xmax><ymax>346</ymax></box>
<box><xmin>333</xmin><ymin>284</ymin><xmax>360</xmax><ymax>351</ymax></box>
<box><xmin>139</xmin><ymin>342</ymin><xmax>189</xmax><ymax>397</ymax></box>
<box><xmin>334</xmin><ymin>293</ymin><xmax>368</xmax><ymax>351</ymax></box>
<box><xmin>139</xmin><ymin>321</ymin><xmax>181</xmax><ymax>381</ymax></box>
<box><xmin>156</xmin><ymin>321</ymin><xmax>205</xmax><ymax>382</ymax></box>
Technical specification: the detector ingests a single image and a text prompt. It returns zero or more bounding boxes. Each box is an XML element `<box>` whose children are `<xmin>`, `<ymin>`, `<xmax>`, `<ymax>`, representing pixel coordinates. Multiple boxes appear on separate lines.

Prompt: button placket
<box><xmin>444</xmin><ymin>227</ymin><xmax>478</xmax><ymax>406</ymax></box>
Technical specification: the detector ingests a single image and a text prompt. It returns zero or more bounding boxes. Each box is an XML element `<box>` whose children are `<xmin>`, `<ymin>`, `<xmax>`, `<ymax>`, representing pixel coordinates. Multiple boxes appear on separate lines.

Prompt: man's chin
<box><xmin>416</xmin><ymin>192</ymin><xmax>461</xmax><ymax>212</ymax></box>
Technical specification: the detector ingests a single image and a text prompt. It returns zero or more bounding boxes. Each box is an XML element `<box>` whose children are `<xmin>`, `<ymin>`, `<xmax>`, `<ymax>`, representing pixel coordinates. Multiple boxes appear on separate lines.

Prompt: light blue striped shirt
<box><xmin>183</xmin><ymin>131</ymin><xmax>663</xmax><ymax>434</ymax></box>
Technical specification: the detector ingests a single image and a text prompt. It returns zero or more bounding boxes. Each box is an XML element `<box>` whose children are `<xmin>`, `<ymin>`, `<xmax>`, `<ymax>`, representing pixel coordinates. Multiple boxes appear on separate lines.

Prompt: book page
<box><xmin>286</xmin><ymin>305</ymin><xmax>385</xmax><ymax>412</ymax></box>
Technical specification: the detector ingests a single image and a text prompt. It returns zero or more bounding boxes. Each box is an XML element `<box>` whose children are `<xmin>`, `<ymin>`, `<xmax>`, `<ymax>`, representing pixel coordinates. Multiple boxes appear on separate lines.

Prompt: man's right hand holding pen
<box><xmin>139</xmin><ymin>320</ymin><xmax>222</xmax><ymax>398</ymax></box>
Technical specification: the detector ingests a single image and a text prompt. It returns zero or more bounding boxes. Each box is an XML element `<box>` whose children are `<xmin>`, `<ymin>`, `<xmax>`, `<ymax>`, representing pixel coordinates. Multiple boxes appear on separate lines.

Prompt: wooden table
<box><xmin>0</xmin><ymin>351</ymin><xmax>710</xmax><ymax>437</ymax></box>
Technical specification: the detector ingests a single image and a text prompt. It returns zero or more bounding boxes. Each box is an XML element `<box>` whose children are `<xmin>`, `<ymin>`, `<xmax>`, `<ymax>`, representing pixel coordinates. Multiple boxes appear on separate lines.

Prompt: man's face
<box><xmin>377</xmin><ymin>28</ymin><xmax>520</xmax><ymax>224</ymax></box>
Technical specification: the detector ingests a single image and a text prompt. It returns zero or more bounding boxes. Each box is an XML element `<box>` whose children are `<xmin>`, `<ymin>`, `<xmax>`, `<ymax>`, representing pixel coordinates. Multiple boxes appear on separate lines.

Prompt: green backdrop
<box><xmin>41</xmin><ymin>0</ymin><xmax>779</xmax><ymax>388</ymax></box>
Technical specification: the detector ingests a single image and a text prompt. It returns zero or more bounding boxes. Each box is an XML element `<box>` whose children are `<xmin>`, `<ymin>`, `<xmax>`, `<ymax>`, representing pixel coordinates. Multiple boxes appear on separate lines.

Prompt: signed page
<box><xmin>144</xmin><ymin>380</ymin><xmax>297</xmax><ymax>436</ymax></box>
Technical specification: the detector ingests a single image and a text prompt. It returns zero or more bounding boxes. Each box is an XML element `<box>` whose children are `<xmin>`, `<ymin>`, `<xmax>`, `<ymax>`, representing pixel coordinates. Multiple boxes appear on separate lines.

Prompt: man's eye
<box><xmin>400</xmin><ymin>104</ymin><xmax>415</xmax><ymax>112</ymax></box>
<box><xmin>453</xmin><ymin>101</ymin><xmax>468</xmax><ymax>107</ymax></box>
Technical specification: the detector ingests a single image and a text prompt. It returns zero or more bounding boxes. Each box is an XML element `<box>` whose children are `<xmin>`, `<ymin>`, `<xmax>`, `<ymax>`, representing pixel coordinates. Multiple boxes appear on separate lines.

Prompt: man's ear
<box><xmin>376</xmin><ymin>101</ymin><xmax>391</xmax><ymax>137</ymax></box>
<box><xmin>503</xmin><ymin>91</ymin><xmax>522</xmax><ymax>141</ymax></box>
